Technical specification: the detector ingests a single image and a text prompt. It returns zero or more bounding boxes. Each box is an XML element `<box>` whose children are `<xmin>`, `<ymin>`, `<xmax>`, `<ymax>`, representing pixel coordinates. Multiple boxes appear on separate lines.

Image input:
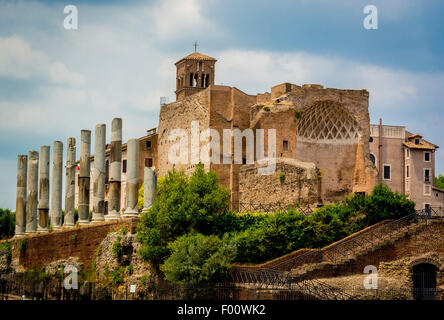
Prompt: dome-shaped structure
<box><xmin>297</xmin><ymin>101</ymin><xmax>359</xmax><ymax>143</ymax></box>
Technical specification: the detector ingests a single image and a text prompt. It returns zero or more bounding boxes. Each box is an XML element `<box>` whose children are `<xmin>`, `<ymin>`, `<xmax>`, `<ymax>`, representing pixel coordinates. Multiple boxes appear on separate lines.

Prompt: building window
<box><xmin>146</xmin><ymin>140</ymin><xmax>151</xmax><ymax>150</ymax></box>
<box><xmin>406</xmin><ymin>180</ymin><xmax>410</xmax><ymax>192</ymax></box>
<box><xmin>406</xmin><ymin>165</ymin><xmax>410</xmax><ymax>178</ymax></box>
<box><xmin>424</xmin><ymin>151</ymin><xmax>431</xmax><ymax>162</ymax></box>
<box><xmin>424</xmin><ymin>168</ymin><xmax>430</xmax><ymax>182</ymax></box>
<box><xmin>424</xmin><ymin>185</ymin><xmax>431</xmax><ymax>196</ymax></box>
<box><xmin>370</xmin><ymin>153</ymin><xmax>376</xmax><ymax>165</ymax></box>
<box><xmin>369</xmin><ymin>137</ymin><xmax>373</xmax><ymax>143</ymax></box>
<box><xmin>415</xmin><ymin>139</ymin><xmax>420</xmax><ymax>145</ymax></box>
<box><xmin>283</xmin><ymin>140</ymin><xmax>289</xmax><ymax>151</ymax></box>
<box><xmin>383</xmin><ymin>164</ymin><xmax>391</xmax><ymax>180</ymax></box>
<box><xmin>145</xmin><ymin>158</ymin><xmax>153</xmax><ymax>167</ymax></box>
<box><xmin>406</xmin><ymin>149</ymin><xmax>410</xmax><ymax>158</ymax></box>
<box><xmin>242</xmin><ymin>157</ymin><xmax>247</xmax><ymax>165</ymax></box>
<box><xmin>122</xmin><ymin>160</ymin><xmax>127</xmax><ymax>173</ymax></box>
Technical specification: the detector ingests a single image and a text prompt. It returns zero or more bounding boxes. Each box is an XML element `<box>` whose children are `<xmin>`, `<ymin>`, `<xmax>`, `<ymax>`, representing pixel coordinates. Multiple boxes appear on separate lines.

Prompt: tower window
<box><xmin>424</xmin><ymin>152</ymin><xmax>431</xmax><ymax>162</ymax></box>
<box><xmin>415</xmin><ymin>139</ymin><xmax>420</xmax><ymax>145</ymax></box>
<box><xmin>383</xmin><ymin>164</ymin><xmax>391</xmax><ymax>180</ymax></box>
<box><xmin>406</xmin><ymin>165</ymin><xmax>410</xmax><ymax>178</ymax></box>
<box><xmin>424</xmin><ymin>168</ymin><xmax>430</xmax><ymax>182</ymax></box>
<box><xmin>205</xmin><ymin>74</ymin><xmax>210</xmax><ymax>88</ymax></box>
<box><xmin>146</xmin><ymin>140</ymin><xmax>151</xmax><ymax>149</ymax></box>
<box><xmin>145</xmin><ymin>158</ymin><xmax>153</xmax><ymax>167</ymax></box>
<box><xmin>122</xmin><ymin>160</ymin><xmax>127</xmax><ymax>173</ymax></box>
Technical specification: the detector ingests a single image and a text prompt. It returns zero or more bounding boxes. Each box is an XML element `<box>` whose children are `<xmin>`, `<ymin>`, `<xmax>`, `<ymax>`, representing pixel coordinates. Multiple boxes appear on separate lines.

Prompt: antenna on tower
<box><xmin>160</xmin><ymin>97</ymin><xmax>169</xmax><ymax>106</ymax></box>
<box><xmin>193</xmin><ymin>41</ymin><xmax>199</xmax><ymax>52</ymax></box>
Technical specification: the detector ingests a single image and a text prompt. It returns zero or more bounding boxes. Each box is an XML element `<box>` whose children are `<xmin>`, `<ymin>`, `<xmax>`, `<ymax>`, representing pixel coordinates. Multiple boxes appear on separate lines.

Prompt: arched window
<box><xmin>370</xmin><ymin>153</ymin><xmax>376</xmax><ymax>165</ymax></box>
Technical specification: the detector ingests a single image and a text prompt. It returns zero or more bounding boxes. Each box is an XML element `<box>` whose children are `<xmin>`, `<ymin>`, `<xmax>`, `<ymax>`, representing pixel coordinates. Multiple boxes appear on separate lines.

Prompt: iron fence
<box><xmin>238</xmin><ymin>202</ymin><xmax>314</xmax><ymax>215</ymax></box>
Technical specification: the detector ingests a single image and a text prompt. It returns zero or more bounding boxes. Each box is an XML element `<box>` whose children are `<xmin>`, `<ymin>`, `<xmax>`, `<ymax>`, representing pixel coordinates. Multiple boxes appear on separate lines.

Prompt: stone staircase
<box><xmin>291</xmin><ymin>219</ymin><xmax>428</xmax><ymax>278</ymax></box>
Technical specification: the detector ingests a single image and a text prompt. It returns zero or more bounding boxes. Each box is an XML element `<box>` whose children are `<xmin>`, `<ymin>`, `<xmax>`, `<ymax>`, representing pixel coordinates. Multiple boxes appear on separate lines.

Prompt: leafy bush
<box><xmin>0</xmin><ymin>241</ymin><xmax>12</xmax><ymax>266</ymax></box>
<box><xmin>110</xmin><ymin>267</ymin><xmax>125</xmax><ymax>285</ymax></box>
<box><xmin>263</xmin><ymin>106</ymin><xmax>270</xmax><ymax>111</ymax></box>
<box><xmin>161</xmin><ymin>233</ymin><xmax>236</xmax><ymax>284</ymax></box>
<box><xmin>137</xmin><ymin>163</ymin><xmax>230</xmax><ymax>266</ymax></box>
<box><xmin>112</xmin><ymin>236</ymin><xmax>123</xmax><ymax>265</ymax></box>
<box><xmin>435</xmin><ymin>174</ymin><xmax>444</xmax><ymax>189</ymax></box>
<box><xmin>0</xmin><ymin>208</ymin><xmax>15</xmax><ymax>239</ymax></box>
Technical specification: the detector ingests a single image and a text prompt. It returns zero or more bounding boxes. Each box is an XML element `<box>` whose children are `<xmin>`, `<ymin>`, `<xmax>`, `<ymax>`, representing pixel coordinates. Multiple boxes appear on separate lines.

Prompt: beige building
<box><xmin>369</xmin><ymin>120</ymin><xmax>443</xmax><ymax>209</ymax></box>
<box><xmin>74</xmin><ymin>50</ymin><xmax>442</xmax><ymax>214</ymax></box>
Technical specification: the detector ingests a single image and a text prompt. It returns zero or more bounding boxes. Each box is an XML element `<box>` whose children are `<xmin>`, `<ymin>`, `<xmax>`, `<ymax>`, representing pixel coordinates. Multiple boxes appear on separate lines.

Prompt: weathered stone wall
<box><xmin>274</xmin><ymin>85</ymin><xmax>377</xmax><ymax>202</ymax></box>
<box><xmin>239</xmin><ymin>158</ymin><xmax>319</xmax><ymax>206</ymax></box>
<box><xmin>157</xmin><ymin>89</ymin><xmax>211</xmax><ymax>178</ymax></box>
<box><xmin>0</xmin><ymin>218</ymin><xmax>139</xmax><ymax>271</ymax></box>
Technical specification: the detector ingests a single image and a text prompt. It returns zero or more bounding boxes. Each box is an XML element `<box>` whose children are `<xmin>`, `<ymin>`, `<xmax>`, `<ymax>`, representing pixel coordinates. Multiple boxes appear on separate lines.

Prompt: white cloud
<box><xmin>0</xmin><ymin>36</ymin><xmax>84</xmax><ymax>86</ymax></box>
<box><xmin>146</xmin><ymin>0</ymin><xmax>214</xmax><ymax>39</ymax></box>
<box><xmin>216</xmin><ymin>49</ymin><xmax>444</xmax><ymax>115</ymax></box>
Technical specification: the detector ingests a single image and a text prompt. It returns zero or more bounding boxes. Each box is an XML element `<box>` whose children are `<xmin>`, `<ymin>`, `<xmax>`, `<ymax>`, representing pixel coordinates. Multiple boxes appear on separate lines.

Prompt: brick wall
<box><xmin>3</xmin><ymin>218</ymin><xmax>140</xmax><ymax>270</ymax></box>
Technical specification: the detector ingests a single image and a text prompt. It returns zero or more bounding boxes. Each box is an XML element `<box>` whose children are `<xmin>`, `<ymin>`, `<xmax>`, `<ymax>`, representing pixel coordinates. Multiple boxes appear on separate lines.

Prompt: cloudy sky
<box><xmin>1</xmin><ymin>0</ymin><xmax>443</xmax><ymax>209</ymax></box>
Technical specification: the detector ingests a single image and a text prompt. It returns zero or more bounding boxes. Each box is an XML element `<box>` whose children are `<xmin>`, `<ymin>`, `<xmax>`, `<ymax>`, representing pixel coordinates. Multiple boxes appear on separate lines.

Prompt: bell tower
<box><xmin>175</xmin><ymin>51</ymin><xmax>217</xmax><ymax>101</ymax></box>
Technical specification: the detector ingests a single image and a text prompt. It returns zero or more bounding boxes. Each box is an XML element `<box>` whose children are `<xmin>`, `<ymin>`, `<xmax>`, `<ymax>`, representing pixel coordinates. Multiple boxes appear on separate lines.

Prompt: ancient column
<box><xmin>64</xmin><ymin>137</ymin><xmax>76</xmax><ymax>227</ymax></box>
<box><xmin>15</xmin><ymin>155</ymin><xmax>27</xmax><ymax>236</ymax></box>
<box><xmin>123</xmin><ymin>138</ymin><xmax>139</xmax><ymax>217</ymax></box>
<box><xmin>106</xmin><ymin>118</ymin><xmax>122</xmax><ymax>221</ymax></box>
<box><xmin>25</xmin><ymin>150</ymin><xmax>39</xmax><ymax>234</ymax></box>
<box><xmin>50</xmin><ymin>141</ymin><xmax>63</xmax><ymax>229</ymax></box>
<box><xmin>78</xmin><ymin>130</ymin><xmax>91</xmax><ymax>225</ymax></box>
<box><xmin>37</xmin><ymin>146</ymin><xmax>50</xmax><ymax>232</ymax></box>
<box><xmin>143</xmin><ymin>167</ymin><xmax>157</xmax><ymax>212</ymax></box>
<box><xmin>92</xmin><ymin>124</ymin><xmax>106</xmax><ymax>223</ymax></box>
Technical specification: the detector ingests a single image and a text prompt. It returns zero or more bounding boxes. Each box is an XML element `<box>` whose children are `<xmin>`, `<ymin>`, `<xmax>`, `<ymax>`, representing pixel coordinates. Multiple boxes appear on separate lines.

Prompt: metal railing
<box><xmin>230</xmin><ymin>207</ymin><xmax>444</xmax><ymax>299</ymax></box>
<box><xmin>238</xmin><ymin>202</ymin><xmax>314</xmax><ymax>215</ymax></box>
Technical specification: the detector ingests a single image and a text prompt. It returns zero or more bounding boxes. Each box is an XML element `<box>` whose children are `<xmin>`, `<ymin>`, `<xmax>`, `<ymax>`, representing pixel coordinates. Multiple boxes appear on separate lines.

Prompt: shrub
<box><xmin>294</xmin><ymin>109</ymin><xmax>302</xmax><ymax>121</ymax></box>
<box><xmin>436</xmin><ymin>174</ymin><xmax>444</xmax><ymax>189</ymax></box>
<box><xmin>263</xmin><ymin>106</ymin><xmax>270</xmax><ymax>111</ymax></box>
<box><xmin>119</xmin><ymin>227</ymin><xmax>129</xmax><ymax>235</ymax></box>
<box><xmin>0</xmin><ymin>241</ymin><xmax>12</xmax><ymax>265</ymax></box>
<box><xmin>0</xmin><ymin>208</ymin><xmax>15</xmax><ymax>239</ymax></box>
<box><xmin>161</xmin><ymin>233</ymin><xmax>236</xmax><ymax>284</ymax></box>
<box><xmin>112</xmin><ymin>236</ymin><xmax>123</xmax><ymax>265</ymax></box>
<box><xmin>137</xmin><ymin>163</ymin><xmax>230</xmax><ymax>266</ymax></box>
<box><xmin>126</xmin><ymin>264</ymin><xmax>134</xmax><ymax>275</ymax></box>
<box><xmin>279</xmin><ymin>173</ymin><xmax>285</xmax><ymax>183</ymax></box>
<box><xmin>110</xmin><ymin>267</ymin><xmax>125</xmax><ymax>285</ymax></box>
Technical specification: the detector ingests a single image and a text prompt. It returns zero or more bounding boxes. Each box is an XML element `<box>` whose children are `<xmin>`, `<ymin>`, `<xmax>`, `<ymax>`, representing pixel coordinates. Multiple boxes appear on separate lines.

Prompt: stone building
<box><xmin>157</xmin><ymin>51</ymin><xmax>377</xmax><ymax>209</ymax></box>
<box><xmin>369</xmin><ymin>120</ymin><xmax>443</xmax><ymax>209</ymax></box>
<box><xmin>74</xmin><ymin>50</ymin><xmax>442</xmax><ymax>213</ymax></box>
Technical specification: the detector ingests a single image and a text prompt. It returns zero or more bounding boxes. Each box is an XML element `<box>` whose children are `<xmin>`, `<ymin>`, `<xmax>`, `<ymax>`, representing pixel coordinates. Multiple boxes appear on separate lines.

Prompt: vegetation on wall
<box><xmin>435</xmin><ymin>174</ymin><xmax>444</xmax><ymax>189</ymax></box>
<box><xmin>137</xmin><ymin>164</ymin><xmax>415</xmax><ymax>284</ymax></box>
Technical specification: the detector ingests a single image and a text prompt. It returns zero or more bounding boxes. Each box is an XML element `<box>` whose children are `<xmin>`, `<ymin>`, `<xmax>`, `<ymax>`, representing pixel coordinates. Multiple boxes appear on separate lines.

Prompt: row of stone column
<box><xmin>15</xmin><ymin>118</ymin><xmax>157</xmax><ymax>236</ymax></box>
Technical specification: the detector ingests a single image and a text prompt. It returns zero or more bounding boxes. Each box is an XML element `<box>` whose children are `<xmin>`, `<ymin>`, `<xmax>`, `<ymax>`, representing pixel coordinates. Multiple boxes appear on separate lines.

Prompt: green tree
<box><xmin>136</xmin><ymin>163</ymin><xmax>230</xmax><ymax>267</ymax></box>
<box><xmin>161</xmin><ymin>233</ymin><xmax>236</xmax><ymax>284</ymax></box>
<box><xmin>435</xmin><ymin>174</ymin><xmax>444</xmax><ymax>189</ymax></box>
<box><xmin>0</xmin><ymin>208</ymin><xmax>15</xmax><ymax>239</ymax></box>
